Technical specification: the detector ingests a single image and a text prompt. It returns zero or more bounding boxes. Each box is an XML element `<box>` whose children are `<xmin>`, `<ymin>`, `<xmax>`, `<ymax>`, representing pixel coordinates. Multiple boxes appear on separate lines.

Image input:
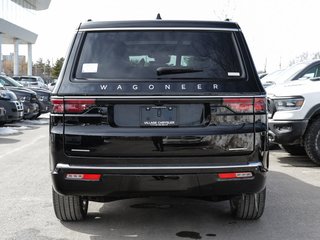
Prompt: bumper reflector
<box><xmin>218</xmin><ymin>172</ymin><xmax>253</xmax><ymax>179</ymax></box>
<box><xmin>65</xmin><ymin>173</ymin><xmax>101</xmax><ymax>181</ymax></box>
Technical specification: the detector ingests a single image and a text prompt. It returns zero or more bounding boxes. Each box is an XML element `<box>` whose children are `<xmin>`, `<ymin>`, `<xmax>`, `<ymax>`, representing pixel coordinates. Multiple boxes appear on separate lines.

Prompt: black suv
<box><xmin>0</xmin><ymin>75</ymin><xmax>39</xmax><ymax>119</ymax></box>
<box><xmin>50</xmin><ymin>20</ymin><xmax>268</xmax><ymax>221</ymax></box>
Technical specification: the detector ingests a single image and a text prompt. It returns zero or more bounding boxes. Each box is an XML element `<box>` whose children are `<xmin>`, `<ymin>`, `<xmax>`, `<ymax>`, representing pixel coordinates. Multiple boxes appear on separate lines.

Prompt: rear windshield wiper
<box><xmin>156</xmin><ymin>67</ymin><xmax>203</xmax><ymax>76</ymax></box>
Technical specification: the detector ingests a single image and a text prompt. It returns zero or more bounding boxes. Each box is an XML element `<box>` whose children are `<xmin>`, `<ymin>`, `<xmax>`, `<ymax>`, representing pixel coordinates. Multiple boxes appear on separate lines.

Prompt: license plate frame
<box><xmin>140</xmin><ymin>106</ymin><xmax>177</xmax><ymax>127</ymax></box>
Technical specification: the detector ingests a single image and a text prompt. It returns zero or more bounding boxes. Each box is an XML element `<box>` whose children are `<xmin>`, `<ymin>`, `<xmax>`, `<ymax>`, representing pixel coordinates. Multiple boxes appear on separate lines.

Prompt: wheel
<box><xmin>304</xmin><ymin>117</ymin><xmax>320</xmax><ymax>165</ymax></box>
<box><xmin>52</xmin><ymin>188</ymin><xmax>88</xmax><ymax>221</ymax></box>
<box><xmin>31</xmin><ymin>103</ymin><xmax>41</xmax><ymax>120</ymax></box>
<box><xmin>31</xmin><ymin>112</ymin><xmax>41</xmax><ymax>120</ymax></box>
<box><xmin>281</xmin><ymin>144</ymin><xmax>306</xmax><ymax>155</ymax></box>
<box><xmin>230</xmin><ymin>188</ymin><xmax>266</xmax><ymax>220</ymax></box>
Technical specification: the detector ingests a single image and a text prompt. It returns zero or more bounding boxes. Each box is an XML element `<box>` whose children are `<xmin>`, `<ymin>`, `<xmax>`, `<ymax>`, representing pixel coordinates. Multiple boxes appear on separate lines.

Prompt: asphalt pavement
<box><xmin>0</xmin><ymin>118</ymin><xmax>319</xmax><ymax>240</ymax></box>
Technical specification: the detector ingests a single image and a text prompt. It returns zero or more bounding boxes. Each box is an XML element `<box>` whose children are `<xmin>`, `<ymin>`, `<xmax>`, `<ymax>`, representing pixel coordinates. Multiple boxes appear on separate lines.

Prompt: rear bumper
<box><xmin>268</xmin><ymin>119</ymin><xmax>308</xmax><ymax>145</ymax></box>
<box><xmin>38</xmin><ymin>100</ymin><xmax>52</xmax><ymax>113</ymax></box>
<box><xmin>22</xmin><ymin>102</ymin><xmax>39</xmax><ymax>119</ymax></box>
<box><xmin>52</xmin><ymin>162</ymin><xmax>267</xmax><ymax>198</ymax></box>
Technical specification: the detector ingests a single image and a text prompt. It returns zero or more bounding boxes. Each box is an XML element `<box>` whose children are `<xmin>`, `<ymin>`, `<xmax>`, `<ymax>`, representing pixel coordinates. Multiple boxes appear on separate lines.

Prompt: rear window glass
<box><xmin>20</xmin><ymin>78</ymin><xmax>37</xmax><ymax>82</ymax></box>
<box><xmin>75</xmin><ymin>30</ymin><xmax>243</xmax><ymax>80</ymax></box>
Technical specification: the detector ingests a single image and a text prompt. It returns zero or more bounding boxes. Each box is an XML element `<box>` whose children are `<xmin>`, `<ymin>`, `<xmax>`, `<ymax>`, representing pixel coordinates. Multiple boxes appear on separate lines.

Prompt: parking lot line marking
<box><xmin>301</xmin><ymin>170</ymin><xmax>320</xmax><ymax>173</ymax></box>
<box><xmin>0</xmin><ymin>135</ymin><xmax>46</xmax><ymax>159</ymax></box>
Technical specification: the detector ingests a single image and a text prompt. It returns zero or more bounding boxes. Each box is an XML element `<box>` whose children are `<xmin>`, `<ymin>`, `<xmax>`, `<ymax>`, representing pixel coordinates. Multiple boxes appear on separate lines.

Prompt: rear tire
<box><xmin>52</xmin><ymin>188</ymin><xmax>88</xmax><ymax>221</ymax></box>
<box><xmin>230</xmin><ymin>188</ymin><xmax>266</xmax><ymax>220</ymax></box>
<box><xmin>304</xmin><ymin>118</ymin><xmax>320</xmax><ymax>165</ymax></box>
<box><xmin>281</xmin><ymin>144</ymin><xmax>306</xmax><ymax>155</ymax></box>
<box><xmin>31</xmin><ymin>103</ymin><xmax>41</xmax><ymax>120</ymax></box>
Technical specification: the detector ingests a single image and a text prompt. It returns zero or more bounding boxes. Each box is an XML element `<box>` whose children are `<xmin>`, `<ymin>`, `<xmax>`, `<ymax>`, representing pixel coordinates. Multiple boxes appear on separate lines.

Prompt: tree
<box><xmin>33</xmin><ymin>58</ymin><xmax>45</xmax><ymax>76</ymax></box>
<box><xmin>2</xmin><ymin>59</ymin><xmax>13</xmax><ymax>75</ymax></box>
<box><xmin>44</xmin><ymin>59</ymin><xmax>52</xmax><ymax>77</ymax></box>
<box><xmin>51</xmin><ymin>58</ymin><xmax>64</xmax><ymax>79</ymax></box>
<box><xmin>289</xmin><ymin>51</ymin><xmax>320</xmax><ymax>66</ymax></box>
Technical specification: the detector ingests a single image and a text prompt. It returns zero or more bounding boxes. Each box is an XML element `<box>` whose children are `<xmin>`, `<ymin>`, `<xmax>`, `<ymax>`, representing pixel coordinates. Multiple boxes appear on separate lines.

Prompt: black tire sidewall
<box><xmin>304</xmin><ymin>118</ymin><xmax>320</xmax><ymax>165</ymax></box>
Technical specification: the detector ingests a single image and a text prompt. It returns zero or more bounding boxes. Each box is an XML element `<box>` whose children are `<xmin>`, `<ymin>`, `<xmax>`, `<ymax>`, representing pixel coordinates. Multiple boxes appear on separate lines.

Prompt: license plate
<box><xmin>140</xmin><ymin>106</ymin><xmax>177</xmax><ymax>127</ymax></box>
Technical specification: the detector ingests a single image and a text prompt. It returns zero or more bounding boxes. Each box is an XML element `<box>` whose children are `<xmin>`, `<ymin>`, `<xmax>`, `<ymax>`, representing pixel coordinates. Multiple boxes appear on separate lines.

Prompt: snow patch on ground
<box><xmin>0</xmin><ymin>127</ymin><xmax>20</xmax><ymax>136</ymax></box>
<box><xmin>40</xmin><ymin>113</ymin><xmax>50</xmax><ymax>119</ymax></box>
<box><xmin>19</xmin><ymin>119</ymin><xmax>49</xmax><ymax>125</ymax></box>
<box><xmin>0</xmin><ymin>114</ymin><xmax>49</xmax><ymax>136</ymax></box>
<box><xmin>10</xmin><ymin>126</ymin><xmax>31</xmax><ymax>130</ymax></box>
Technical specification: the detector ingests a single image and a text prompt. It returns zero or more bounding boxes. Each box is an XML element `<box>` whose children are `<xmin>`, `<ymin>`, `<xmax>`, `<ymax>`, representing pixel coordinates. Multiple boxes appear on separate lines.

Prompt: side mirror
<box><xmin>263</xmin><ymin>81</ymin><xmax>276</xmax><ymax>88</ymax></box>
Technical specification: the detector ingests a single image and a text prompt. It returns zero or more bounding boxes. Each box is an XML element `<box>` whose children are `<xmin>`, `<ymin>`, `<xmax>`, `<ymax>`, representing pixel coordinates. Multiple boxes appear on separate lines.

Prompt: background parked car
<box><xmin>48</xmin><ymin>79</ymin><xmax>57</xmax><ymax>91</ymax></box>
<box><xmin>13</xmin><ymin>76</ymin><xmax>49</xmax><ymax>90</ymax></box>
<box><xmin>262</xmin><ymin>60</ymin><xmax>320</xmax><ymax>88</ymax></box>
<box><xmin>267</xmin><ymin>77</ymin><xmax>320</xmax><ymax>165</ymax></box>
<box><xmin>0</xmin><ymin>106</ymin><xmax>6</xmax><ymax>126</ymax></box>
<box><xmin>7</xmin><ymin>76</ymin><xmax>52</xmax><ymax>117</ymax></box>
<box><xmin>0</xmin><ymin>83</ymin><xmax>23</xmax><ymax>123</ymax></box>
<box><xmin>0</xmin><ymin>75</ymin><xmax>39</xmax><ymax>119</ymax></box>
<box><xmin>33</xmin><ymin>88</ymin><xmax>52</xmax><ymax>116</ymax></box>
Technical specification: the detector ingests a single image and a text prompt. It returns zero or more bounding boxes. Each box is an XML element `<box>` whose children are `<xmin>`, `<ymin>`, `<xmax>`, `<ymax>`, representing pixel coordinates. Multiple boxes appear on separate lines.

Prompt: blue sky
<box><xmin>5</xmin><ymin>0</ymin><xmax>320</xmax><ymax>73</ymax></box>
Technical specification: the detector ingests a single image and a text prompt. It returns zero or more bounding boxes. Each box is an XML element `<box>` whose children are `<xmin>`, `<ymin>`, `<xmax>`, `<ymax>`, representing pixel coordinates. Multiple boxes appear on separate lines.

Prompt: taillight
<box><xmin>223</xmin><ymin>97</ymin><xmax>266</xmax><ymax>113</ymax></box>
<box><xmin>218</xmin><ymin>172</ymin><xmax>253</xmax><ymax>179</ymax></box>
<box><xmin>64</xmin><ymin>99</ymin><xmax>95</xmax><ymax>113</ymax></box>
<box><xmin>223</xmin><ymin>98</ymin><xmax>253</xmax><ymax>113</ymax></box>
<box><xmin>65</xmin><ymin>173</ymin><xmax>101</xmax><ymax>181</ymax></box>
<box><xmin>51</xmin><ymin>99</ymin><xmax>64</xmax><ymax>113</ymax></box>
<box><xmin>254</xmin><ymin>97</ymin><xmax>266</xmax><ymax>113</ymax></box>
<box><xmin>51</xmin><ymin>98</ymin><xmax>96</xmax><ymax>113</ymax></box>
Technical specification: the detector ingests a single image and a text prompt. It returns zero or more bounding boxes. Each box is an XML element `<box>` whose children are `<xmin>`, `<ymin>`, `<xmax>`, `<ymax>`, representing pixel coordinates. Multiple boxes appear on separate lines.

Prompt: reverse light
<box><xmin>274</xmin><ymin>97</ymin><xmax>304</xmax><ymax>111</ymax></box>
<box><xmin>218</xmin><ymin>172</ymin><xmax>253</xmax><ymax>179</ymax></box>
<box><xmin>65</xmin><ymin>173</ymin><xmax>101</xmax><ymax>181</ymax></box>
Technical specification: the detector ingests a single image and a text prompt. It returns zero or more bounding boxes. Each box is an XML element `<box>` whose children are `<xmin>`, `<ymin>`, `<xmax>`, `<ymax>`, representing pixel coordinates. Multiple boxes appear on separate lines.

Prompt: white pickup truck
<box><xmin>268</xmin><ymin>78</ymin><xmax>320</xmax><ymax>165</ymax></box>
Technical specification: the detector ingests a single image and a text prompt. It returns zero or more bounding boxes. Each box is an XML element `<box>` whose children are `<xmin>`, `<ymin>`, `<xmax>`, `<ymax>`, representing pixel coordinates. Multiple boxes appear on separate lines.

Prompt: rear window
<box><xmin>75</xmin><ymin>30</ymin><xmax>244</xmax><ymax>80</ymax></box>
<box><xmin>20</xmin><ymin>78</ymin><xmax>37</xmax><ymax>82</ymax></box>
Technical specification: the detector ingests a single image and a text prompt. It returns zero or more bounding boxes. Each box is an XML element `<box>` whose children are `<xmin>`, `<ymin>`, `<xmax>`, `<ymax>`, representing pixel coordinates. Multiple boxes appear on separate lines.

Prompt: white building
<box><xmin>0</xmin><ymin>0</ymin><xmax>51</xmax><ymax>75</ymax></box>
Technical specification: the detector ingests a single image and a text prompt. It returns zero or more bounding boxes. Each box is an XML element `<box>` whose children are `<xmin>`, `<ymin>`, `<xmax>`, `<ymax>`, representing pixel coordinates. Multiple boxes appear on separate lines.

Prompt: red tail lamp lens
<box><xmin>51</xmin><ymin>99</ymin><xmax>64</xmax><ymax>113</ymax></box>
<box><xmin>223</xmin><ymin>98</ymin><xmax>253</xmax><ymax>113</ymax></box>
<box><xmin>218</xmin><ymin>172</ymin><xmax>253</xmax><ymax>179</ymax></box>
<box><xmin>254</xmin><ymin>97</ymin><xmax>266</xmax><ymax>113</ymax></box>
<box><xmin>64</xmin><ymin>99</ymin><xmax>95</xmax><ymax>113</ymax></box>
<box><xmin>223</xmin><ymin>98</ymin><xmax>266</xmax><ymax>113</ymax></box>
<box><xmin>82</xmin><ymin>174</ymin><xmax>101</xmax><ymax>181</ymax></box>
<box><xmin>51</xmin><ymin>99</ymin><xmax>95</xmax><ymax>113</ymax></box>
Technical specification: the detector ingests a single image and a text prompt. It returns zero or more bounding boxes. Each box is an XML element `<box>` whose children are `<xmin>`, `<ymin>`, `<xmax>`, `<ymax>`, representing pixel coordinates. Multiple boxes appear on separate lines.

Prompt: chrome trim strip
<box><xmin>56</xmin><ymin>162</ymin><xmax>262</xmax><ymax>171</ymax></box>
<box><xmin>228</xmin><ymin>148</ymin><xmax>249</xmax><ymax>151</ymax></box>
<box><xmin>71</xmin><ymin>149</ymin><xmax>91</xmax><ymax>152</ymax></box>
<box><xmin>52</xmin><ymin>95</ymin><xmax>267</xmax><ymax>100</ymax></box>
<box><xmin>79</xmin><ymin>27</ymin><xmax>240</xmax><ymax>32</ymax></box>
